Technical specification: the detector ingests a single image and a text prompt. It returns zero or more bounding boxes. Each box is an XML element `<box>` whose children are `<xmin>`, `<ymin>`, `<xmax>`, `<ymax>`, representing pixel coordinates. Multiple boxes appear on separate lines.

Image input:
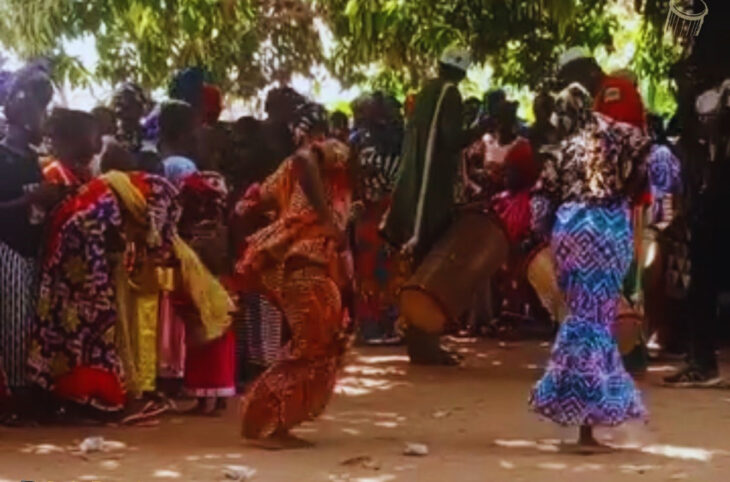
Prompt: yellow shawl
<box><xmin>104</xmin><ymin>171</ymin><xmax>234</xmax><ymax>341</ymax></box>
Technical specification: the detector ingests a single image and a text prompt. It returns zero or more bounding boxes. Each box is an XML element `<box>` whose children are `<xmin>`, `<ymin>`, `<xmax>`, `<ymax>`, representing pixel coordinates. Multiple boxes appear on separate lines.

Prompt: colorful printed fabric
<box><xmin>536</xmin><ymin>112</ymin><xmax>650</xmax><ymax>207</ymax></box>
<box><xmin>529</xmin><ymin>202</ymin><xmax>647</xmax><ymax>426</ymax></box>
<box><xmin>27</xmin><ymin>173</ymin><xmax>180</xmax><ymax>409</ymax></box>
<box><xmin>42</xmin><ymin>159</ymin><xmax>86</xmax><ymax>187</ymax></box>
<box><xmin>157</xmin><ymin>291</ymin><xmax>186</xmax><ymax>379</ymax></box>
<box><xmin>354</xmin><ymin>135</ymin><xmax>401</xmax><ymax>202</ymax></box>
<box><xmin>235</xmin><ymin>293</ymin><xmax>284</xmax><ymax>371</ymax></box>
<box><xmin>237</xmin><ymin>139</ymin><xmax>352</xmax><ymax>291</ymax></box>
<box><xmin>238</xmin><ymin>139</ymin><xmax>352</xmax><ymax>438</ymax></box>
<box><xmin>176</xmin><ymin>171</ymin><xmax>236</xmax><ymax>397</ymax></box>
<box><xmin>648</xmin><ymin>145</ymin><xmax>681</xmax><ymax>195</ymax></box>
<box><xmin>353</xmin><ymin>197</ymin><xmax>405</xmax><ymax>340</ymax></box>
<box><xmin>0</xmin><ymin>241</ymin><xmax>36</xmax><ymax>389</ymax></box>
<box><xmin>240</xmin><ymin>267</ymin><xmax>346</xmax><ymax>439</ymax></box>
<box><xmin>647</xmin><ymin>144</ymin><xmax>681</xmax><ymax>226</ymax></box>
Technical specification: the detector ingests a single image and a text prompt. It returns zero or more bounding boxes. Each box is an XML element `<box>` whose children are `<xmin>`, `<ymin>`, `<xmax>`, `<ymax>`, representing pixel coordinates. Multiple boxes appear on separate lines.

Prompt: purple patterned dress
<box><xmin>27</xmin><ymin>173</ymin><xmax>180</xmax><ymax>410</ymax></box>
<box><xmin>529</xmin><ymin>106</ymin><xmax>649</xmax><ymax>427</ymax></box>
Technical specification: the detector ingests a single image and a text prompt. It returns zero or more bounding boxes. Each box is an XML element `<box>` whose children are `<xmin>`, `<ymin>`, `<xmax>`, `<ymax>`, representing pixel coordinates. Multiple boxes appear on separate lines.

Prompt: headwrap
<box><xmin>141</xmin><ymin>105</ymin><xmax>161</xmax><ymax>142</ymax></box>
<box><xmin>4</xmin><ymin>60</ymin><xmax>53</xmax><ymax>116</ymax></box>
<box><xmin>112</xmin><ymin>82</ymin><xmax>147</xmax><ymax>110</ymax></box>
<box><xmin>169</xmin><ymin>67</ymin><xmax>205</xmax><ymax>108</ymax></box>
<box><xmin>0</xmin><ymin>70</ymin><xmax>14</xmax><ymax>105</ymax></box>
<box><xmin>265</xmin><ymin>86</ymin><xmax>306</xmax><ymax>121</ymax></box>
<box><xmin>202</xmin><ymin>84</ymin><xmax>223</xmax><ymax>125</ymax></box>
<box><xmin>550</xmin><ymin>82</ymin><xmax>593</xmax><ymax>137</ymax></box>
<box><xmin>178</xmin><ymin>171</ymin><xmax>228</xmax><ymax>230</ymax></box>
<box><xmin>291</xmin><ymin>102</ymin><xmax>329</xmax><ymax>142</ymax></box>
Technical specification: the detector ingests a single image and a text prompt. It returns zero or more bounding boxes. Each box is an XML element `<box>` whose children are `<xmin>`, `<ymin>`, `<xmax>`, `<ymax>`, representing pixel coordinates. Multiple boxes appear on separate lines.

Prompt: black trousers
<box><xmin>686</xmin><ymin>212</ymin><xmax>724</xmax><ymax>371</ymax></box>
<box><xmin>686</xmin><ymin>184</ymin><xmax>730</xmax><ymax>371</ymax></box>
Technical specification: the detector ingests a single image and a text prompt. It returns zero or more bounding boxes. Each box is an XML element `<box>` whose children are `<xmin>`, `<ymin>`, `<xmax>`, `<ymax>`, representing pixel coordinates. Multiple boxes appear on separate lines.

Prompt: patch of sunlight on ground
<box><xmin>647</xmin><ymin>365</ymin><xmax>676</xmax><ymax>373</ymax></box>
<box><xmin>153</xmin><ymin>469</ymin><xmax>182</xmax><ymax>478</ymax></box>
<box><xmin>537</xmin><ymin>462</ymin><xmax>568</xmax><ymax>470</ymax></box>
<box><xmin>495</xmin><ymin>439</ymin><xmax>536</xmax><ymax>448</ymax></box>
<box><xmin>620</xmin><ymin>464</ymin><xmax>660</xmax><ymax>473</ymax></box>
<box><xmin>609</xmin><ymin>442</ymin><xmax>726</xmax><ymax>461</ymax></box>
<box><xmin>356</xmin><ymin>355</ymin><xmax>410</xmax><ymax>364</ymax></box>
<box><xmin>78</xmin><ymin>475</ymin><xmax>103</xmax><ymax>481</ymax></box>
<box><xmin>335</xmin><ymin>376</ymin><xmax>409</xmax><ymax>397</ymax></box>
<box><xmin>639</xmin><ymin>444</ymin><xmax>724</xmax><ymax>461</ymax></box>
<box><xmin>100</xmin><ymin>460</ymin><xmax>120</xmax><ymax>470</ymax></box>
<box><xmin>499</xmin><ymin>460</ymin><xmax>516</xmax><ymax>469</ymax></box>
<box><xmin>327</xmin><ymin>410</ymin><xmax>406</xmax><ymax>428</ymax></box>
<box><xmin>495</xmin><ymin>439</ymin><xmax>560</xmax><ymax>452</ymax></box>
<box><xmin>21</xmin><ymin>443</ymin><xmax>65</xmax><ymax>454</ymax></box>
<box><xmin>344</xmin><ymin>365</ymin><xmax>407</xmax><ymax>376</ymax></box>
<box><xmin>373</xmin><ymin>421</ymin><xmax>399</xmax><ymax>428</ymax></box>
<box><xmin>445</xmin><ymin>336</ymin><xmax>477</xmax><ymax>344</ymax></box>
<box><xmin>354</xmin><ymin>475</ymin><xmax>397</xmax><ymax>482</ymax></box>
<box><xmin>573</xmin><ymin>463</ymin><xmax>604</xmax><ymax>472</ymax></box>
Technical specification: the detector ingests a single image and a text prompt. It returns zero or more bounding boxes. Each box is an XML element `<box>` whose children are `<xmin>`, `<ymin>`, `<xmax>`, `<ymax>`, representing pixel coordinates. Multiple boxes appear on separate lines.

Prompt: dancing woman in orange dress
<box><xmin>236</xmin><ymin>136</ymin><xmax>352</xmax><ymax>448</ymax></box>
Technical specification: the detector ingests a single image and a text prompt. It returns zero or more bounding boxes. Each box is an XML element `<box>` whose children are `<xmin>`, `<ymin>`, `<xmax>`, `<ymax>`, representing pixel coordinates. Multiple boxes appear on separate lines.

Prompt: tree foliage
<box><xmin>0</xmin><ymin>0</ymin><xmax>681</xmax><ymax>108</ymax></box>
<box><xmin>0</xmin><ymin>0</ymin><xmax>324</xmax><ymax>96</ymax></box>
<box><xmin>319</xmin><ymin>0</ymin><xmax>621</xmax><ymax>91</ymax></box>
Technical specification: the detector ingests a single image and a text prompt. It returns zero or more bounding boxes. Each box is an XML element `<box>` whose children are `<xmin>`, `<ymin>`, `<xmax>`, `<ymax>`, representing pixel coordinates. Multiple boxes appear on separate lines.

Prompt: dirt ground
<box><xmin>1</xmin><ymin>339</ymin><xmax>729</xmax><ymax>482</ymax></box>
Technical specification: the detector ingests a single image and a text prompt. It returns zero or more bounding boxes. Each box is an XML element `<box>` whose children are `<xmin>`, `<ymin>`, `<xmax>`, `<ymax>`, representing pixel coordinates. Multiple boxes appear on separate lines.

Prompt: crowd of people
<box><xmin>0</xmin><ymin>42</ymin><xmax>727</xmax><ymax>451</ymax></box>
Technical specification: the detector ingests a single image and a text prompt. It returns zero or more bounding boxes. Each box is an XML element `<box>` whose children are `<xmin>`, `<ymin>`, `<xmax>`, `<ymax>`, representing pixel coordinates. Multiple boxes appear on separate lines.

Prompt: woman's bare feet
<box><xmin>561</xmin><ymin>426</ymin><xmax>613</xmax><ymax>455</ymax></box>
<box><xmin>247</xmin><ymin>430</ymin><xmax>314</xmax><ymax>450</ymax></box>
<box><xmin>183</xmin><ymin>397</ymin><xmax>220</xmax><ymax>417</ymax></box>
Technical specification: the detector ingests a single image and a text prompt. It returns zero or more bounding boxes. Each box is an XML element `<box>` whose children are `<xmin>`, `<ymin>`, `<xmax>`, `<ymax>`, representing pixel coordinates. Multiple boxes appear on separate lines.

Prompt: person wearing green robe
<box><xmin>381</xmin><ymin>46</ymin><xmax>472</xmax><ymax>365</ymax></box>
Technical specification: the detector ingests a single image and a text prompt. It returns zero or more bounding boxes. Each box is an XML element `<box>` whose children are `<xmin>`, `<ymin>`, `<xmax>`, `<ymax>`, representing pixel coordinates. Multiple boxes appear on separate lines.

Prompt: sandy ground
<box><xmin>1</xmin><ymin>339</ymin><xmax>729</xmax><ymax>482</ymax></box>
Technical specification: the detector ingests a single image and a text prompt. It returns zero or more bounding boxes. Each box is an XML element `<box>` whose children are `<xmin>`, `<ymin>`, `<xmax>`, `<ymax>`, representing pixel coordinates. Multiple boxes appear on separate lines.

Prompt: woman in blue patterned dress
<box><xmin>529</xmin><ymin>84</ymin><xmax>650</xmax><ymax>450</ymax></box>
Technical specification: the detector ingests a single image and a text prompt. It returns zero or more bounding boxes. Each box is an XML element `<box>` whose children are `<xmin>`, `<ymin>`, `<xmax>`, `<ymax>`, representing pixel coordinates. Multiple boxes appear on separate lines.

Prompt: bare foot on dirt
<box><xmin>560</xmin><ymin>425</ymin><xmax>614</xmax><ymax>455</ymax></box>
<box><xmin>247</xmin><ymin>432</ymin><xmax>315</xmax><ymax>450</ymax></box>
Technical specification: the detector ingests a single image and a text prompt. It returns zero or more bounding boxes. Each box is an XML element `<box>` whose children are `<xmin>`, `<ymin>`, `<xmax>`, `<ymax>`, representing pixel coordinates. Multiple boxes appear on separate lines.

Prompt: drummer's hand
<box><xmin>402</xmin><ymin>235</ymin><xmax>419</xmax><ymax>255</ymax></box>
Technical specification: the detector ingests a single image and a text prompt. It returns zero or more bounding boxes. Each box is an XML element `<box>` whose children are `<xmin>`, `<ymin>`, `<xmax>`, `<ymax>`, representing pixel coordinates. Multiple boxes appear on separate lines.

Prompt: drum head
<box><xmin>526</xmin><ymin>246</ymin><xmax>568</xmax><ymax>324</ymax></box>
<box><xmin>400</xmin><ymin>288</ymin><xmax>447</xmax><ymax>335</ymax></box>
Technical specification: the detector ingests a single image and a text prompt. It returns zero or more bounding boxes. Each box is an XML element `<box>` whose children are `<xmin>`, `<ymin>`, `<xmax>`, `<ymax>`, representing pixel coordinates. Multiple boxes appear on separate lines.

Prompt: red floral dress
<box><xmin>237</xmin><ymin>140</ymin><xmax>352</xmax><ymax>439</ymax></box>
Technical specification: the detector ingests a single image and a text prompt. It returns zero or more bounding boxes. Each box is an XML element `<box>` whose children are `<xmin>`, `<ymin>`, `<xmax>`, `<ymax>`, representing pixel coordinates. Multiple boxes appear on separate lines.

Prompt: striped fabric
<box><xmin>359</xmin><ymin>146</ymin><xmax>401</xmax><ymax>202</ymax></box>
<box><xmin>235</xmin><ymin>294</ymin><xmax>284</xmax><ymax>370</ymax></box>
<box><xmin>0</xmin><ymin>241</ymin><xmax>36</xmax><ymax>389</ymax></box>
